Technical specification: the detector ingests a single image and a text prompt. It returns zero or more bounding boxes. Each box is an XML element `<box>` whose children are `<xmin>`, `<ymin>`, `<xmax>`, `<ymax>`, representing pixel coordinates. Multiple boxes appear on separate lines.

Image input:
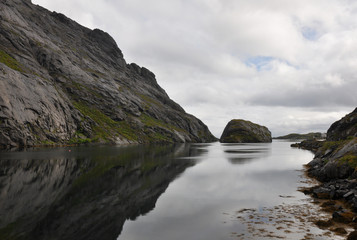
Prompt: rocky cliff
<box><xmin>303</xmin><ymin>107</ymin><xmax>357</xmax><ymax>220</ymax></box>
<box><xmin>307</xmin><ymin>108</ymin><xmax>357</xmax><ymax>182</ymax></box>
<box><xmin>327</xmin><ymin>107</ymin><xmax>357</xmax><ymax>141</ymax></box>
<box><xmin>0</xmin><ymin>0</ymin><xmax>216</xmax><ymax>148</ymax></box>
<box><xmin>220</xmin><ymin>119</ymin><xmax>272</xmax><ymax>143</ymax></box>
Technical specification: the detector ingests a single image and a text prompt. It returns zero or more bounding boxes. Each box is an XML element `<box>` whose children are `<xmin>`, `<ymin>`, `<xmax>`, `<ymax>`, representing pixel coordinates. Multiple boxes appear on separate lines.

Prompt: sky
<box><xmin>32</xmin><ymin>0</ymin><xmax>357</xmax><ymax>137</ymax></box>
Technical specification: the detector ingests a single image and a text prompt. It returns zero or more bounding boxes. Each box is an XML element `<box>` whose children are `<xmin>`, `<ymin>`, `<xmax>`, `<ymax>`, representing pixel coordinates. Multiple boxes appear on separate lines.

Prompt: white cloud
<box><xmin>32</xmin><ymin>0</ymin><xmax>357</xmax><ymax>137</ymax></box>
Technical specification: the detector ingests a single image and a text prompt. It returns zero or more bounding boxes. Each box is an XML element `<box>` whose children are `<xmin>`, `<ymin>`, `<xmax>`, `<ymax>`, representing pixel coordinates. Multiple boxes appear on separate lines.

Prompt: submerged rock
<box><xmin>220</xmin><ymin>119</ymin><xmax>272</xmax><ymax>143</ymax></box>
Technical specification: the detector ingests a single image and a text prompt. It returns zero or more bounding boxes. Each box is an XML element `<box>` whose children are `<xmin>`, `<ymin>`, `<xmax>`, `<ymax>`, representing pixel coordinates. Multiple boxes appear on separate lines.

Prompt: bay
<box><xmin>0</xmin><ymin>141</ymin><xmax>345</xmax><ymax>239</ymax></box>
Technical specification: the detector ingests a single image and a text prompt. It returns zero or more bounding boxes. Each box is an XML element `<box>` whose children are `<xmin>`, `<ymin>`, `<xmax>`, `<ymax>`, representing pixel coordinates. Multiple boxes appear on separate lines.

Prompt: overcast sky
<box><xmin>32</xmin><ymin>0</ymin><xmax>357</xmax><ymax>137</ymax></box>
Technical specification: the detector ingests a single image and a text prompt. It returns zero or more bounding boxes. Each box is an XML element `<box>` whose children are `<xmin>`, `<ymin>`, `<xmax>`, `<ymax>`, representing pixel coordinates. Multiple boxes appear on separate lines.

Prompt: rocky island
<box><xmin>220</xmin><ymin>119</ymin><xmax>272</xmax><ymax>143</ymax></box>
<box><xmin>0</xmin><ymin>0</ymin><xmax>216</xmax><ymax>149</ymax></box>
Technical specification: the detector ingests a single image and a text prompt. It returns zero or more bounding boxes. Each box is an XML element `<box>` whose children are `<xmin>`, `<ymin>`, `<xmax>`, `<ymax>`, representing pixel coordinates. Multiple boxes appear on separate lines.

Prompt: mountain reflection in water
<box><xmin>223</xmin><ymin>143</ymin><xmax>271</xmax><ymax>165</ymax></box>
<box><xmin>0</xmin><ymin>144</ymin><xmax>203</xmax><ymax>240</ymax></box>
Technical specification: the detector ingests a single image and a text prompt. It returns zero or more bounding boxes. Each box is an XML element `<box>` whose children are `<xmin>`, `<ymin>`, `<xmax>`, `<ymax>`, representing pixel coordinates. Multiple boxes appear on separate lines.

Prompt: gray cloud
<box><xmin>248</xmin><ymin>80</ymin><xmax>357</xmax><ymax>108</ymax></box>
<box><xmin>32</xmin><ymin>0</ymin><xmax>357</xmax><ymax>137</ymax></box>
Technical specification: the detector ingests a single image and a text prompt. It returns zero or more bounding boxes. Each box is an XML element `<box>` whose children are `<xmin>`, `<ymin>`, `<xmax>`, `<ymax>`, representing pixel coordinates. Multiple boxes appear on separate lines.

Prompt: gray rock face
<box><xmin>307</xmin><ymin>107</ymin><xmax>357</xmax><ymax>181</ymax></box>
<box><xmin>304</xmin><ymin>108</ymin><xmax>357</xmax><ymax>212</ymax></box>
<box><xmin>327</xmin><ymin>107</ymin><xmax>357</xmax><ymax>141</ymax></box>
<box><xmin>220</xmin><ymin>119</ymin><xmax>272</xmax><ymax>143</ymax></box>
<box><xmin>0</xmin><ymin>0</ymin><xmax>216</xmax><ymax>148</ymax></box>
<box><xmin>307</xmin><ymin>139</ymin><xmax>357</xmax><ymax>181</ymax></box>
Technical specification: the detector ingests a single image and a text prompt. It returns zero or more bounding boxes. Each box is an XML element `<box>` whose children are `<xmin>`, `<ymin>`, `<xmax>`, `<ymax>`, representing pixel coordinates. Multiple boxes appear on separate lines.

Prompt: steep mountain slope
<box><xmin>0</xmin><ymin>0</ymin><xmax>216</xmax><ymax>148</ymax></box>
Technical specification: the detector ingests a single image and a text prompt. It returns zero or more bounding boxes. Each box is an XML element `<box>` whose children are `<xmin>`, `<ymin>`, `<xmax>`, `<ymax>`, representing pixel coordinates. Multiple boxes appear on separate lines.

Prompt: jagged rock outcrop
<box><xmin>304</xmin><ymin>107</ymin><xmax>357</xmax><ymax>212</ymax></box>
<box><xmin>307</xmin><ymin>107</ymin><xmax>357</xmax><ymax>181</ymax></box>
<box><xmin>327</xmin><ymin>107</ymin><xmax>357</xmax><ymax>141</ymax></box>
<box><xmin>220</xmin><ymin>119</ymin><xmax>272</xmax><ymax>143</ymax></box>
<box><xmin>307</xmin><ymin>138</ymin><xmax>357</xmax><ymax>181</ymax></box>
<box><xmin>0</xmin><ymin>0</ymin><xmax>216</xmax><ymax>148</ymax></box>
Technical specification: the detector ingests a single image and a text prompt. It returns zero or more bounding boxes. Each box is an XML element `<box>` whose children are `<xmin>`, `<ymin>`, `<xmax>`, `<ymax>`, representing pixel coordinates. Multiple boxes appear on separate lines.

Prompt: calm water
<box><xmin>0</xmin><ymin>141</ymin><xmax>344</xmax><ymax>239</ymax></box>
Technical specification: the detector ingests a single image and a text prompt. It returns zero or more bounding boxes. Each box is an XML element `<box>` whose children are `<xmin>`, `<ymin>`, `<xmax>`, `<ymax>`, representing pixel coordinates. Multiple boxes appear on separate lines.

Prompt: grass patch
<box><xmin>140</xmin><ymin>113</ymin><xmax>167</xmax><ymax>128</ymax></box>
<box><xmin>140</xmin><ymin>113</ymin><xmax>186</xmax><ymax>133</ymax></box>
<box><xmin>321</xmin><ymin>138</ymin><xmax>357</xmax><ymax>154</ymax></box>
<box><xmin>321</xmin><ymin>140</ymin><xmax>348</xmax><ymax>154</ymax></box>
<box><xmin>137</xmin><ymin>93</ymin><xmax>162</xmax><ymax>107</ymax></box>
<box><xmin>73</xmin><ymin>101</ymin><xmax>138</xmax><ymax>142</ymax></box>
<box><xmin>139</xmin><ymin>113</ymin><xmax>188</xmax><ymax>142</ymax></box>
<box><xmin>338</xmin><ymin>153</ymin><xmax>357</xmax><ymax>169</ymax></box>
<box><xmin>0</xmin><ymin>50</ymin><xmax>24</xmax><ymax>72</ymax></box>
<box><xmin>72</xmin><ymin>81</ymin><xmax>103</xmax><ymax>98</ymax></box>
<box><xmin>142</xmin><ymin>129</ymin><xmax>173</xmax><ymax>143</ymax></box>
<box><xmin>40</xmin><ymin>140</ymin><xmax>56</xmax><ymax>145</ymax></box>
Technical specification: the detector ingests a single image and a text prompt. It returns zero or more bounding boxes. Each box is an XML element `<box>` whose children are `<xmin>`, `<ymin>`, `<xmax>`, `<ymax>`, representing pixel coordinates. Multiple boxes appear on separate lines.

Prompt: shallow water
<box><xmin>118</xmin><ymin>141</ymin><xmax>345</xmax><ymax>240</ymax></box>
<box><xmin>0</xmin><ymin>141</ymin><xmax>347</xmax><ymax>239</ymax></box>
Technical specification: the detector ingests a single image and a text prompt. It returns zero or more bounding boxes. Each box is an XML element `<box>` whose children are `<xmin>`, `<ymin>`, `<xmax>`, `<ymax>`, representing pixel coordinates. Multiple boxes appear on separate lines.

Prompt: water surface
<box><xmin>119</xmin><ymin>141</ymin><xmax>343</xmax><ymax>240</ymax></box>
<box><xmin>0</xmin><ymin>141</ymin><xmax>344</xmax><ymax>239</ymax></box>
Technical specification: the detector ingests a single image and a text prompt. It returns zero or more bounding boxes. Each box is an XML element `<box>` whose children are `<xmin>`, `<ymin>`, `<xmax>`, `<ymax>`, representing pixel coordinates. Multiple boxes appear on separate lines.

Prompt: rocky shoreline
<box><xmin>300</xmin><ymin>169</ymin><xmax>357</xmax><ymax>239</ymax></box>
<box><xmin>292</xmin><ymin>107</ymin><xmax>357</xmax><ymax>239</ymax></box>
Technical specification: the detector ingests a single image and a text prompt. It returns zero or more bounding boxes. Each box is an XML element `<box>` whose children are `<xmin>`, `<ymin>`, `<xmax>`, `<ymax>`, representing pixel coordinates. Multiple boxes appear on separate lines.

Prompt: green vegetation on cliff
<box><xmin>0</xmin><ymin>50</ymin><xmax>24</xmax><ymax>72</ymax></box>
<box><xmin>72</xmin><ymin>101</ymin><xmax>138</xmax><ymax>142</ymax></box>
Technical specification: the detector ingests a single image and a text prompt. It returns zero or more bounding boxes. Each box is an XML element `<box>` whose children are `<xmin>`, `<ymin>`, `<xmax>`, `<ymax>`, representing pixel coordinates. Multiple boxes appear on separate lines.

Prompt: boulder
<box><xmin>220</xmin><ymin>119</ymin><xmax>272</xmax><ymax>143</ymax></box>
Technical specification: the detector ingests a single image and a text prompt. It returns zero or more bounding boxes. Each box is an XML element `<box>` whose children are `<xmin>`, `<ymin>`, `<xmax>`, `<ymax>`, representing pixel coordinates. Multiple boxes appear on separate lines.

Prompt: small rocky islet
<box><xmin>220</xmin><ymin>119</ymin><xmax>272</xmax><ymax>143</ymax></box>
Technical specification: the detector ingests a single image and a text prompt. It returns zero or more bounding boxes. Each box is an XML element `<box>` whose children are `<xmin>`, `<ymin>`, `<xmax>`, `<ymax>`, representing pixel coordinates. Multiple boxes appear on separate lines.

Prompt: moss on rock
<box><xmin>0</xmin><ymin>50</ymin><xmax>24</xmax><ymax>72</ymax></box>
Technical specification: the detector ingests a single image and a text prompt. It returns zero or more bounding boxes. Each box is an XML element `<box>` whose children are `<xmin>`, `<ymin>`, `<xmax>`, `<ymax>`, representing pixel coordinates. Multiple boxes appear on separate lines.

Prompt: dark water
<box><xmin>0</xmin><ymin>141</ymin><xmax>343</xmax><ymax>239</ymax></box>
